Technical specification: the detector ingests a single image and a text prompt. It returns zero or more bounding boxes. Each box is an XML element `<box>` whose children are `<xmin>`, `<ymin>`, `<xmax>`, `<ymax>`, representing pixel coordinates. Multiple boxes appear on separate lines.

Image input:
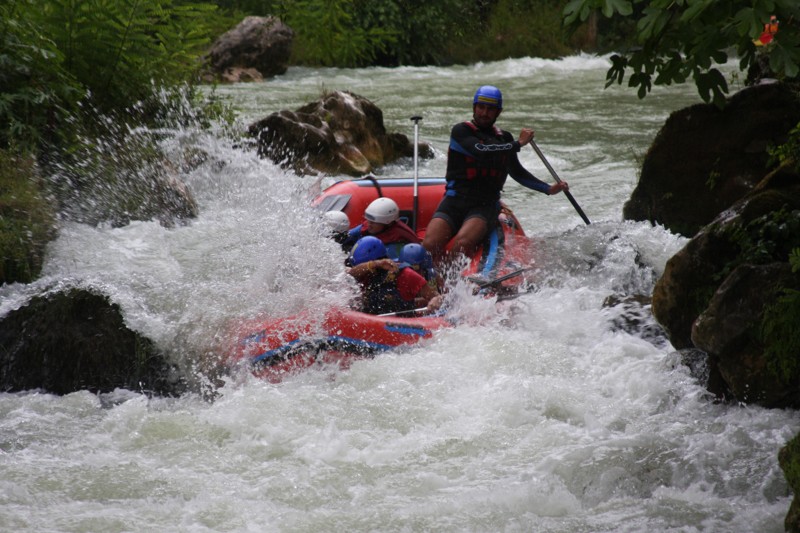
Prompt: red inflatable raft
<box><xmin>228</xmin><ymin>176</ymin><xmax>533</xmax><ymax>381</ymax></box>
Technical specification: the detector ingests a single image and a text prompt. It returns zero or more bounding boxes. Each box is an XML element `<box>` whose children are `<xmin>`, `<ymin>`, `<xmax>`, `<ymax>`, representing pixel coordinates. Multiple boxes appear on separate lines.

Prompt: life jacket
<box><xmin>373</xmin><ymin>219</ymin><xmax>419</xmax><ymax>245</ymax></box>
<box><xmin>445</xmin><ymin>121</ymin><xmax>510</xmax><ymax>201</ymax></box>
<box><xmin>406</xmin><ymin>262</ymin><xmax>439</xmax><ymax>293</ymax></box>
<box><xmin>357</xmin><ymin>219</ymin><xmax>420</xmax><ymax>260</ymax></box>
<box><xmin>361</xmin><ymin>266</ymin><xmax>417</xmax><ymax>315</ymax></box>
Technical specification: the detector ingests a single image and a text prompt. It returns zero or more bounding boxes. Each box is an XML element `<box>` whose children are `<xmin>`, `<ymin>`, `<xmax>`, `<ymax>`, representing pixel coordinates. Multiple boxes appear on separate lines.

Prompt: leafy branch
<box><xmin>564</xmin><ymin>0</ymin><xmax>800</xmax><ymax>107</ymax></box>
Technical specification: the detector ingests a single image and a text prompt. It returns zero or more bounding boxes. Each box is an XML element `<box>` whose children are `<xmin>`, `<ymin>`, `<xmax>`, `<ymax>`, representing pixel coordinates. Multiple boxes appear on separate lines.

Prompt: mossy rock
<box><xmin>0</xmin><ymin>288</ymin><xmax>186</xmax><ymax>396</ymax></box>
<box><xmin>624</xmin><ymin>83</ymin><xmax>800</xmax><ymax>237</ymax></box>
<box><xmin>780</xmin><ymin>433</ymin><xmax>800</xmax><ymax>532</ymax></box>
<box><xmin>653</xmin><ymin>165</ymin><xmax>800</xmax><ymax>351</ymax></box>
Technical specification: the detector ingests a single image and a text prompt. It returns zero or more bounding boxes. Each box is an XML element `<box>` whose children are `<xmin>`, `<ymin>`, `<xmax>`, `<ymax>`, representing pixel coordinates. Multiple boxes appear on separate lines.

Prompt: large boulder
<box><xmin>691</xmin><ymin>262</ymin><xmax>800</xmax><ymax>407</ymax></box>
<box><xmin>0</xmin><ymin>289</ymin><xmax>186</xmax><ymax>396</ymax></box>
<box><xmin>624</xmin><ymin>82</ymin><xmax>800</xmax><ymax>237</ymax></box>
<box><xmin>249</xmin><ymin>90</ymin><xmax>432</xmax><ymax>176</ymax></box>
<box><xmin>206</xmin><ymin>16</ymin><xmax>293</xmax><ymax>82</ymax></box>
<box><xmin>780</xmin><ymin>434</ymin><xmax>800</xmax><ymax>533</ymax></box>
<box><xmin>652</xmin><ymin>164</ymin><xmax>800</xmax><ymax>406</ymax></box>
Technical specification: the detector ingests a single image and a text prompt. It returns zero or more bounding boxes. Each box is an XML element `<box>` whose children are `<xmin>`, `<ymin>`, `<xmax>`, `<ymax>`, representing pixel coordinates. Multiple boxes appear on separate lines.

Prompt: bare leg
<box><xmin>424</xmin><ymin>216</ymin><xmax>489</xmax><ymax>269</ymax></box>
<box><xmin>450</xmin><ymin>217</ymin><xmax>488</xmax><ymax>259</ymax></box>
<box><xmin>422</xmin><ymin>217</ymin><xmax>454</xmax><ymax>266</ymax></box>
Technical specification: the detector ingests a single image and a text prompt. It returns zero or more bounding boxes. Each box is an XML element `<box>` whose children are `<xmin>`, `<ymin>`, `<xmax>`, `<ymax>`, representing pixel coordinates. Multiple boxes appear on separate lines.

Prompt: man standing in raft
<box><xmin>422</xmin><ymin>85</ymin><xmax>570</xmax><ymax>265</ymax></box>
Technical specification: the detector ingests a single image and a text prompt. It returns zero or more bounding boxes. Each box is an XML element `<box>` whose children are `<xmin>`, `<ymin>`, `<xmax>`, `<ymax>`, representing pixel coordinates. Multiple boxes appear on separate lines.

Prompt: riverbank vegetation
<box><xmin>1</xmin><ymin>0</ymin><xmax>223</xmax><ymax>283</ymax></box>
<box><xmin>564</xmin><ymin>0</ymin><xmax>800</xmax><ymax>107</ymax></box>
<box><xmin>213</xmin><ymin>0</ymin><xmax>578</xmax><ymax>67</ymax></box>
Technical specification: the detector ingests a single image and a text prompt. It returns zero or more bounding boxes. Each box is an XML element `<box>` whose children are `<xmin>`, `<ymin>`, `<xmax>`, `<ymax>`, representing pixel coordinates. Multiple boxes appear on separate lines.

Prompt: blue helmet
<box><xmin>400</xmin><ymin>243</ymin><xmax>433</xmax><ymax>270</ymax></box>
<box><xmin>473</xmin><ymin>85</ymin><xmax>503</xmax><ymax>109</ymax></box>
<box><xmin>350</xmin><ymin>236</ymin><xmax>388</xmax><ymax>266</ymax></box>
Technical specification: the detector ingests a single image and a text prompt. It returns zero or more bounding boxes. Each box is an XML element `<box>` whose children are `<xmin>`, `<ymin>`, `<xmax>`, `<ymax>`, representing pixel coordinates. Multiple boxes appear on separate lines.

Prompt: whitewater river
<box><xmin>2</xmin><ymin>56</ymin><xmax>799</xmax><ymax>532</ymax></box>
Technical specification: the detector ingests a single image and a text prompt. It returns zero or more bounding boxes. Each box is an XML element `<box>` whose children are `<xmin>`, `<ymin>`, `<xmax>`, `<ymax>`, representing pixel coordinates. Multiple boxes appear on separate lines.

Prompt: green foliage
<box><xmin>450</xmin><ymin>0</ymin><xmax>573</xmax><ymax>63</ymax></box>
<box><xmin>213</xmin><ymin>0</ymin><xmax>283</xmax><ymax>14</ymax></box>
<box><xmin>216</xmin><ymin>0</ymin><xmax>568</xmax><ymax>67</ymax></box>
<box><xmin>723</xmin><ymin>207</ymin><xmax>800</xmax><ymax>279</ymax></box>
<box><xmin>33</xmin><ymin>0</ymin><xmax>216</xmax><ymax>112</ymax></box>
<box><xmin>0</xmin><ymin>149</ymin><xmax>57</xmax><ymax>284</ymax></box>
<box><xmin>763</xmin><ymin>285</ymin><xmax>800</xmax><ymax>383</ymax></box>
<box><xmin>791</xmin><ymin>247</ymin><xmax>800</xmax><ymax>272</ymax></box>
<box><xmin>285</xmin><ymin>0</ymin><xmax>398</xmax><ymax>67</ymax></box>
<box><xmin>2</xmin><ymin>0</ymin><xmax>219</xmax><ymax>152</ymax></box>
<box><xmin>563</xmin><ymin>0</ymin><xmax>800</xmax><ymax>107</ymax></box>
<box><xmin>0</xmin><ymin>2</ymin><xmax>83</xmax><ymax>151</ymax></box>
<box><xmin>768</xmin><ymin>121</ymin><xmax>800</xmax><ymax>170</ymax></box>
<box><xmin>356</xmin><ymin>0</ymin><xmax>477</xmax><ymax>66</ymax></box>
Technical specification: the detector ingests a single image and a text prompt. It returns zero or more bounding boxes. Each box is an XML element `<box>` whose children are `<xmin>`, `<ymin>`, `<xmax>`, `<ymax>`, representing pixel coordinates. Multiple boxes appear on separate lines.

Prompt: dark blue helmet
<box><xmin>473</xmin><ymin>85</ymin><xmax>503</xmax><ymax>109</ymax></box>
<box><xmin>350</xmin><ymin>236</ymin><xmax>388</xmax><ymax>266</ymax></box>
<box><xmin>400</xmin><ymin>243</ymin><xmax>432</xmax><ymax>269</ymax></box>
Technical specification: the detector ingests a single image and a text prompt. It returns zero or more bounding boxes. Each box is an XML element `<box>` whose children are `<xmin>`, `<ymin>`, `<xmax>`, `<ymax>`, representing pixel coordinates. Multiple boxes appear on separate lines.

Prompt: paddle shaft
<box><xmin>378</xmin><ymin>307</ymin><xmax>429</xmax><ymax>317</ymax></box>
<box><xmin>411</xmin><ymin>115</ymin><xmax>422</xmax><ymax>232</ymax></box>
<box><xmin>529</xmin><ymin>140</ymin><xmax>591</xmax><ymax>225</ymax></box>
<box><xmin>469</xmin><ymin>267</ymin><xmax>532</xmax><ymax>289</ymax></box>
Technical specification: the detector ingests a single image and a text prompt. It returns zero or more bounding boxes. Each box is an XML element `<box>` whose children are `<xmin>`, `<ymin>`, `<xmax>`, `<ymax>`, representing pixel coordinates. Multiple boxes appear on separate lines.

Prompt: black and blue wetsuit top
<box><xmin>445</xmin><ymin>121</ymin><xmax>550</xmax><ymax>202</ymax></box>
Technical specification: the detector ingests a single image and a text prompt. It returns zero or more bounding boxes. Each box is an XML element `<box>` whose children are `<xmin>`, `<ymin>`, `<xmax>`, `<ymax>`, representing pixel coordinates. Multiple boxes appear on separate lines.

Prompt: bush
<box><xmin>0</xmin><ymin>149</ymin><xmax>57</xmax><ymax>284</ymax></box>
<box><xmin>448</xmin><ymin>0</ymin><xmax>574</xmax><ymax>63</ymax></box>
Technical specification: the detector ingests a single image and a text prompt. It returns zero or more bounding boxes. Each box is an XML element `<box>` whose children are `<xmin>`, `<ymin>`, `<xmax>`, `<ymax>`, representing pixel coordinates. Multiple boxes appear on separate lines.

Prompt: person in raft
<box><xmin>400</xmin><ymin>243</ymin><xmax>442</xmax><ymax>294</ymax></box>
<box><xmin>341</xmin><ymin>197</ymin><xmax>420</xmax><ymax>259</ymax></box>
<box><xmin>422</xmin><ymin>85</ymin><xmax>570</xmax><ymax>265</ymax></box>
<box><xmin>347</xmin><ymin>236</ymin><xmax>442</xmax><ymax>315</ymax></box>
<box><xmin>323</xmin><ymin>210</ymin><xmax>352</xmax><ymax>247</ymax></box>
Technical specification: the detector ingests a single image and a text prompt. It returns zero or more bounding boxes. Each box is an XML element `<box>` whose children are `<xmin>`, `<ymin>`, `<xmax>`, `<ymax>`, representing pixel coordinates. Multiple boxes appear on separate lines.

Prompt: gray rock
<box><xmin>207</xmin><ymin>16</ymin><xmax>293</xmax><ymax>81</ymax></box>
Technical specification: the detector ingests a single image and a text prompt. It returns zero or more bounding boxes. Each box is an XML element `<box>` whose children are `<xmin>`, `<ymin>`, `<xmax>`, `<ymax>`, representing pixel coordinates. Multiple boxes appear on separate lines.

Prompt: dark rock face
<box><xmin>651</xmin><ymin>225</ymin><xmax>741</xmax><ymax>350</ymax></box>
<box><xmin>652</xmin><ymin>163</ymin><xmax>800</xmax><ymax>406</ymax></box>
<box><xmin>0</xmin><ymin>289</ymin><xmax>186</xmax><ymax>396</ymax></box>
<box><xmin>623</xmin><ymin>83</ymin><xmax>800</xmax><ymax>237</ymax></box>
<box><xmin>207</xmin><ymin>16</ymin><xmax>293</xmax><ymax>82</ymax></box>
<box><xmin>691</xmin><ymin>262</ymin><xmax>800</xmax><ymax>407</ymax></box>
<box><xmin>249</xmin><ymin>90</ymin><xmax>432</xmax><ymax>176</ymax></box>
<box><xmin>780</xmin><ymin>434</ymin><xmax>800</xmax><ymax>533</ymax></box>
<box><xmin>633</xmin><ymin>83</ymin><xmax>800</xmax><ymax>529</ymax></box>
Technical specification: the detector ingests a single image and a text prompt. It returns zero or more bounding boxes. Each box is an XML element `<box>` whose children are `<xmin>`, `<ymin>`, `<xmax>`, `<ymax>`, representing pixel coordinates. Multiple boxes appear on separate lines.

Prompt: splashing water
<box><xmin>1</xmin><ymin>56</ymin><xmax>797</xmax><ymax>532</ymax></box>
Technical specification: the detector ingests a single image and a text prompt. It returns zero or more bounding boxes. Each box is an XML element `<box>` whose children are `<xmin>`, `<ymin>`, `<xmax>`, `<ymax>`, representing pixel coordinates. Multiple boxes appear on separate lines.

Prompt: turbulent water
<box><xmin>2</xmin><ymin>56</ymin><xmax>799</xmax><ymax>532</ymax></box>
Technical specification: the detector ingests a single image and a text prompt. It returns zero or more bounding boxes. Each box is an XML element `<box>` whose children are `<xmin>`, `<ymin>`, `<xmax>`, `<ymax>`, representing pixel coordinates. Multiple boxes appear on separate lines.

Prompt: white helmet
<box><xmin>324</xmin><ymin>210</ymin><xmax>351</xmax><ymax>233</ymax></box>
<box><xmin>364</xmin><ymin>197</ymin><xmax>399</xmax><ymax>225</ymax></box>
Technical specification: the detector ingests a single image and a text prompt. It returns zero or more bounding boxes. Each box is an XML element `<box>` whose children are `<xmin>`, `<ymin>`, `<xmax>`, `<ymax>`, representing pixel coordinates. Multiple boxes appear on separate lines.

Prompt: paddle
<box><xmin>529</xmin><ymin>140</ymin><xmax>591</xmax><ymax>225</ymax></box>
<box><xmin>467</xmin><ymin>267</ymin><xmax>532</xmax><ymax>290</ymax></box>
<box><xmin>378</xmin><ymin>307</ymin><xmax>429</xmax><ymax>317</ymax></box>
<box><xmin>410</xmin><ymin>115</ymin><xmax>422</xmax><ymax>232</ymax></box>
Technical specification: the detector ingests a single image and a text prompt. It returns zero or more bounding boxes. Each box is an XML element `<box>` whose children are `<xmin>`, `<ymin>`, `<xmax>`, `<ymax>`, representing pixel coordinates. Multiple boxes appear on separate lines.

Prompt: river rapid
<box><xmin>2</xmin><ymin>55</ymin><xmax>799</xmax><ymax>532</ymax></box>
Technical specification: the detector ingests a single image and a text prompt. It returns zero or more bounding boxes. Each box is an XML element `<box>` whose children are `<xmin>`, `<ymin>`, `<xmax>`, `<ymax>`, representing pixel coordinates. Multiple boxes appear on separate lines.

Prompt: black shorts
<box><xmin>431</xmin><ymin>195</ymin><xmax>500</xmax><ymax>233</ymax></box>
